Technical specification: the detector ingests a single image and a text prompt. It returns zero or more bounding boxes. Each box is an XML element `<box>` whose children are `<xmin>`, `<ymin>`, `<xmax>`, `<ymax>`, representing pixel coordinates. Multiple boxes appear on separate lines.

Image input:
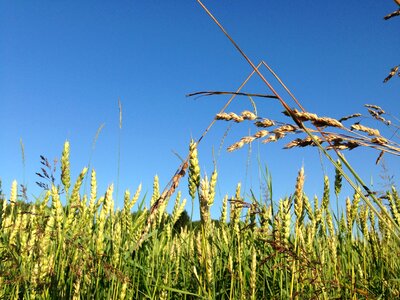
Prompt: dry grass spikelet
<box><xmin>241</xmin><ymin>110</ymin><xmax>257</xmax><ymax>120</ymax></box>
<box><xmin>284</xmin><ymin>135</ymin><xmax>323</xmax><ymax>149</ymax></box>
<box><xmin>383</xmin><ymin>65</ymin><xmax>399</xmax><ymax>83</ymax></box>
<box><xmin>253</xmin><ymin>129</ymin><xmax>269</xmax><ymax>139</ymax></box>
<box><xmin>365</xmin><ymin>104</ymin><xmax>385</xmax><ymax>114</ymax></box>
<box><xmin>273</xmin><ymin>124</ymin><xmax>298</xmax><ymax>134</ymax></box>
<box><xmin>292</xmin><ymin>109</ymin><xmax>318</xmax><ymax>122</ymax></box>
<box><xmin>371</xmin><ymin>137</ymin><xmax>388</xmax><ymax>145</ymax></box>
<box><xmin>227</xmin><ymin>140</ymin><xmax>245</xmax><ymax>152</ymax></box>
<box><xmin>215</xmin><ymin>112</ymin><xmax>231</xmax><ymax>121</ymax></box>
<box><xmin>351</xmin><ymin>123</ymin><xmax>380</xmax><ymax>136</ymax></box>
<box><xmin>255</xmin><ymin>118</ymin><xmax>275</xmax><ymax>127</ymax></box>
<box><xmin>339</xmin><ymin>113</ymin><xmax>362</xmax><ymax>122</ymax></box>
<box><xmin>367</xmin><ymin>109</ymin><xmax>391</xmax><ymax>125</ymax></box>
<box><xmin>262</xmin><ymin>135</ymin><xmax>278</xmax><ymax>144</ymax></box>
<box><xmin>230</xmin><ymin>112</ymin><xmax>244</xmax><ymax>122</ymax></box>
<box><xmin>227</xmin><ymin>129</ymin><xmax>270</xmax><ymax>152</ymax></box>
<box><xmin>312</xmin><ymin>117</ymin><xmax>343</xmax><ymax>128</ymax></box>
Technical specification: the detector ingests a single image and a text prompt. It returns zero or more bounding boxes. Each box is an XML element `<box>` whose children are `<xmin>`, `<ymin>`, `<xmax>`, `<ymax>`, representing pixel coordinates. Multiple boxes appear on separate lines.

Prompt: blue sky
<box><xmin>1</xmin><ymin>1</ymin><xmax>399</xmax><ymax>220</ymax></box>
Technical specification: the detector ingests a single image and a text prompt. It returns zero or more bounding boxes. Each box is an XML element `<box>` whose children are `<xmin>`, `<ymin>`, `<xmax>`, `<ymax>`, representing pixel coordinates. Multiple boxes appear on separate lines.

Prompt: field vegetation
<box><xmin>1</xmin><ymin>1</ymin><xmax>400</xmax><ymax>299</ymax></box>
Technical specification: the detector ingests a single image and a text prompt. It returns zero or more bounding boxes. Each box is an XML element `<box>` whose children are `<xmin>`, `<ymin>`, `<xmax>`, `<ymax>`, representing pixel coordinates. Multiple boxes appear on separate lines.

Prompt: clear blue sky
<box><xmin>1</xmin><ymin>1</ymin><xmax>399</xmax><ymax>220</ymax></box>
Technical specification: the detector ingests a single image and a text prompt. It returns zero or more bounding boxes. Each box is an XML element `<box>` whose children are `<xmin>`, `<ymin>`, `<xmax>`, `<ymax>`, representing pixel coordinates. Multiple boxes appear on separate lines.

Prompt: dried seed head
<box><xmin>384</xmin><ymin>9</ymin><xmax>400</xmax><ymax>21</ymax></box>
<box><xmin>227</xmin><ymin>140</ymin><xmax>245</xmax><ymax>152</ymax></box>
<box><xmin>383</xmin><ymin>65</ymin><xmax>399</xmax><ymax>83</ymax></box>
<box><xmin>262</xmin><ymin>135</ymin><xmax>278</xmax><ymax>144</ymax></box>
<box><xmin>253</xmin><ymin>130</ymin><xmax>269</xmax><ymax>138</ymax></box>
<box><xmin>229</xmin><ymin>112</ymin><xmax>244</xmax><ymax>123</ymax></box>
<box><xmin>365</xmin><ymin>104</ymin><xmax>384</xmax><ymax>112</ymax></box>
<box><xmin>284</xmin><ymin>138</ymin><xmax>302</xmax><ymax>149</ymax></box>
<box><xmin>284</xmin><ymin>135</ymin><xmax>323</xmax><ymax>149</ymax></box>
<box><xmin>241</xmin><ymin>136</ymin><xmax>254</xmax><ymax>144</ymax></box>
<box><xmin>312</xmin><ymin>117</ymin><xmax>343</xmax><ymax>128</ymax></box>
<box><xmin>273</xmin><ymin>124</ymin><xmax>298</xmax><ymax>134</ymax></box>
<box><xmin>293</xmin><ymin>109</ymin><xmax>318</xmax><ymax>122</ymax></box>
<box><xmin>351</xmin><ymin>124</ymin><xmax>380</xmax><ymax>136</ymax></box>
<box><xmin>215</xmin><ymin>112</ymin><xmax>231</xmax><ymax>121</ymax></box>
<box><xmin>326</xmin><ymin>134</ymin><xmax>343</xmax><ymax>143</ymax></box>
<box><xmin>371</xmin><ymin>137</ymin><xmax>388</xmax><ymax>145</ymax></box>
<box><xmin>339</xmin><ymin>113</ymin><xmax>362</xmax><ymax>122</ymax></box>
<box><xmin>241</xmin><ymin>110</ymin><xmax>257</xmax><ymax>120</ymax></box>
<box><xmin>255</xmin><ymin>119</ymin><xmax>275</xmax><ymax>127</ymax></box>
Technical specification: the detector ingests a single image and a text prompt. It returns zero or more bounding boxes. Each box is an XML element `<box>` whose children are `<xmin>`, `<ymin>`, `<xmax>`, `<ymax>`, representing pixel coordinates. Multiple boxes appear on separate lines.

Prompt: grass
<box><xmin>0</xmin><ymin>142</ymin><xmax>400</xmax><ymax>299</ymax></box>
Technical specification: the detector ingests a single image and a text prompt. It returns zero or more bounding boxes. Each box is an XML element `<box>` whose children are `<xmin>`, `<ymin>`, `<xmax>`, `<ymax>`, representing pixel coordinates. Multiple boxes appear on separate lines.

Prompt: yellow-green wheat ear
<box><xmin>208</xmin><ymin>168</ymin><xmax>217</xmax><ymax>205</ymax></box>
<box><xmin>61</xmin><ymin>140</ymin><xmax>71</xmax><ymax>194</ymax></box>
<box><xmin>321</xmin><ymin>175</ymin><xmax>330</xmax><ymax>211</ymax></box>
<box><xmin>294</xmin><ymin>167</ymin><xmax>305</xmax><ymax>223</ymax></box>
<box><xmin>188</xmin><ymin>139</ymin><xmax>200</xmax><ymax>199</ymax></box>
<box><xmin>334</xmin><ymin>159</ymin><xmax>342</xmax><ymax>198</ymax></box>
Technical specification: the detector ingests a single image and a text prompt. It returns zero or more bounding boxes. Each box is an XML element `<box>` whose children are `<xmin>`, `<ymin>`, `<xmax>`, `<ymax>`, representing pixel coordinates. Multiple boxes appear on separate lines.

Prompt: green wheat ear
<box><xmin>188</xmin><ymin>139</ymin><xmax>200</xmax><ymax>199</ymax></box>
<box><xmin>61</xmin><ymin>141</ymin><xmax>71</xmax><ymax>194</ymax></box>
